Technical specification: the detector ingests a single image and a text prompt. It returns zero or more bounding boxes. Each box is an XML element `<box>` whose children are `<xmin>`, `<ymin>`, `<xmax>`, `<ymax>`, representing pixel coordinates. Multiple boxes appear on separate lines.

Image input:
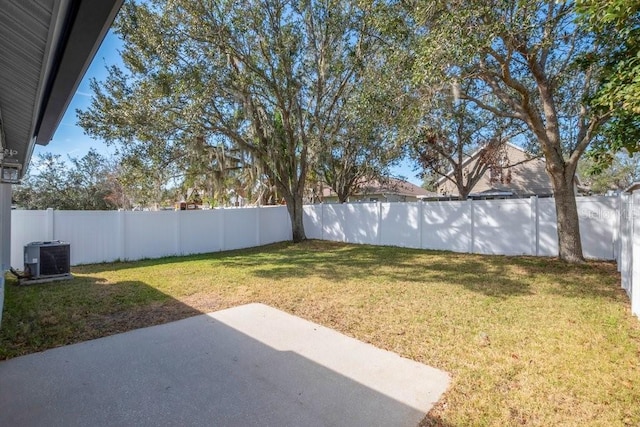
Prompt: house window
<box><xmin>369</xmin><ymin>197</ymin><xmax>378</xmax><ymax>202</ymax></box>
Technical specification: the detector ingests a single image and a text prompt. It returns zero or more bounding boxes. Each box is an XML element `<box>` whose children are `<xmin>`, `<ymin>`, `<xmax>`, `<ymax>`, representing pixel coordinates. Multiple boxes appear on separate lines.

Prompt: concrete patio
<box><xmin>0</xmin><ymin>303</ymin><xmax>449</xmax><ymax>426</ymax></box>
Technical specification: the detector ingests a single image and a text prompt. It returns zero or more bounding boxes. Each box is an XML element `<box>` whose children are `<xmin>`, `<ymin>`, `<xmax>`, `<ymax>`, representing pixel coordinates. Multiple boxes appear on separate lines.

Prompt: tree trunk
<box><xmin>458</xmin><ymin>186</ymin><xmax>471</xmax><ymax>199</ymax></box>
<box><xmin>549</xmin><ymin>171</ymin><xmax>584</xmax><ymax>263</ymax></box>
<box><xmin>284</xmin><ymin>192</ymin><xmax>307</xmax><ymax>243</ymax></box>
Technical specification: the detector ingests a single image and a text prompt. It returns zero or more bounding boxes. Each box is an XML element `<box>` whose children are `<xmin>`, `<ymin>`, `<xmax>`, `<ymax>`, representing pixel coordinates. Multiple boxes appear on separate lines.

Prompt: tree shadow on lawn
<box><xmin>218</xmin><ymin>242</ymin><xmax>622</xmax><ymax>301</ymax></box>
<box><xmin>68</xmin><ymin>243</ymin><xmax>532</xmax><ymax>301</ymax></box>
<box><xmin>74</xmin><ymin>241</ymin><xmax>420</xmax><ymax>275</ymax></box>
<box><xmin>210</xmin><ymin>243</ymin><xmax>537</xmax><ymax>298</ymax></box>
<box><xmin>500</xmin><ymin>255</ymin><xmax>624</xmax><ymax>302</ymax></box>
<box><xmin>0</xmin><ymin>274</ymin><xmax>209</xmax><ymax>360</ymax></box>
<box><xmin>73</xmin><ymin>240</ymin><xmax>622</xmax><ymax>302</ymax></box>
<box><xmin>419</xmin><ymin>412</ymin><xmax>456</xmax><ymax>427</ymax></box>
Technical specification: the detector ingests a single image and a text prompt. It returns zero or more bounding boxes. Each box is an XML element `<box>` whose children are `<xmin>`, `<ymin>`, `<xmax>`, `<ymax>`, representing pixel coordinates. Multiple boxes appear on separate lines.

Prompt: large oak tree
<box><xmin>80</xmin><ymin>0</ymin><xmax>380</xmax><ymax>241</ymax></box>
<box><xmin>403</xmin><ymin>0</ymin><xmax>610</xmax><ymax>262</ymax></box>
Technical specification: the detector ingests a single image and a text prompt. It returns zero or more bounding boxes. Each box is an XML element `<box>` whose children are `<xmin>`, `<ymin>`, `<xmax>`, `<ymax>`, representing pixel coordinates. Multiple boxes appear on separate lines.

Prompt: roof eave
<box><xmin>21</xmin><ymin>0</ymin><xmax>122</xmax><ymax>177</ymax></box>
<box><xmin>624</xmin><ymin>182</ymin><xmax>640</xmax><ymax>193</ymax></box>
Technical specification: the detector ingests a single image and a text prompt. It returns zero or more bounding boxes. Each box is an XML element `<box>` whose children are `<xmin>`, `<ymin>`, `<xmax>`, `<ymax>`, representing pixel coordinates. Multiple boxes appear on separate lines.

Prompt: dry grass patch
<box><xmin>2</xmin><ymin>240</ymin><xmax>639</xmax><ymax>426</ymax></box>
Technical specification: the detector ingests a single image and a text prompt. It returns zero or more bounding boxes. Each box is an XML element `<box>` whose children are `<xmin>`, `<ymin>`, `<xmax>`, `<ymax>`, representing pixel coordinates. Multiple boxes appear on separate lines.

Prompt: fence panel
<box><xmin>322</xmin><ymin>204</ymin><xmax>346</xmax><ymax>242</ymax></box>
<box><xmin>342</xmin><ymin>203</ymin><xmax>379</xmax><ymax>245</ymax></box>
<box><xmin>54</xmin><ymin>211</ymin><xmax>121</xmax><ymax>265</ymax></box>
<box><xmin>125</xmin><ymin>211</ymin><xmax>178</xmax><ymax>260</ymax></box>
<box><xmin>422</xmin><ymin>201</ymin><xmax>472</xmax><ymax>252</ymax></box>
<box><xmin>303</xmin><ymin>205</ymin><xmax>323</xmax><ymax>239</ymax></box>
<box><xmin>537</xmin><ymin>198</ymin><xmax>559</xmax><ymax>257</ymax></box>
<box><xmin>577</xmin><ymin>196</ymin><xmax>619</xmax><ymax>260</ymax></box>
<box><xmin>11</xmin><ymin>210</ymin><xmax>49</xmax><ymax>268</ymax></box>
<box><xmin>473</xmin><ymin>199</ymin><xmax>533</xmax><ymax>255</ymax></box>
<box><xmin>179</xmin><ymin>210</ymin><xmax>223</xmax><ymax>256</ymax></box>
<box><xmin>223</xmin><ymin>208</ymin><xmax>258</xmax><ymax>250</ymax></box>
<box><xmin>380</xmin><ymin>203</ymin><xmax>420</xmax><ymax>248</ymax></box>
<box><xmin>259</xmin><ymin>206</ymin><xmax>291</xmax><ymax>245</ymax></box>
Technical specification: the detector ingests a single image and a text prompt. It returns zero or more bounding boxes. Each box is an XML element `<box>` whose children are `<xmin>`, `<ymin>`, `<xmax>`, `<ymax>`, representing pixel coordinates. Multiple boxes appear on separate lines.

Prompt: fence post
<box><xmin>617</xmin><ymin>194</ymin><xmax>631</xmax><ymax>276</ymax></box>
<box><xmin>530</xmin><ymin>196</ymin><xmax>539</xmax><ymax>256</ymax></box>
<box><xmin>468</xmin><ymin>199</ymin><xmax>475</xmax><ymax>253</ymax></box>
<box><xmin>621</xmin><ymin>196</ymin><xmax>630</xmax><ymax>290</ymax></box>
<box><xmin>45</xmin><ymin>208</ymin><xmax>54</xmax><ymax>241</ymax></box>
<box><xmin>118</xmin><ymin>209</ymin><xmax>126</xmax><ymax>261</ymax></box>
<box><xmin>256</xmin><ymin>205</ymin><xmax>261</xmax><ymax>246</ymax></box>
<box><xmin>377</xmin><ymin>201</ymin><xmax>383</xmax><ymax>245</ymax></box>
<box><xmin>631</xmin><ymin>190</ymin><xmax>640</xmax><ymax>317</ymax></box>
<box><xmin>219</xmin><ymin>207</ymin><xmax>226</xmax><ymax>251</ymax></box>
<box><xmin>418</xmin><ymin>201</ymin><xmax>424</xmax><ymax>249</ymax></box>
<box><xmin>321</xmin><ymin>203</ymin><xmax>325</xmax><ymax>241</ymax></box>
<box><xmin>614</xmin><ymin>194</ymin><xmax>621</xmax><ymax>263</ymax></box>
<box><xmin>174</xmin><ymin>210</ymin><xmax>181</xmax><ymax>256</ymax></box>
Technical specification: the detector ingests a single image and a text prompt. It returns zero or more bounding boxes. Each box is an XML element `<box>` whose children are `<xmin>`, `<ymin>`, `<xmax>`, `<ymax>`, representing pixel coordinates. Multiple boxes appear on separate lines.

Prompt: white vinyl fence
<box><xmin>10</xmin><ymin>206</ymin><xmax>291</xmax><ymax>267</ymax></box>
<box><xmin>618</xmin><ymin>190</ymin><xmax>640</xmax><ymax>317</ymax></box>
<box><xmin>9</xmin><ymin>194</ymin><xmax>640</xmax><ymax>317</ymax></box>
<box><xmin>303</xmin><ymin>196</ymin><xmax>619</xmax><ymax>260</ymax></box>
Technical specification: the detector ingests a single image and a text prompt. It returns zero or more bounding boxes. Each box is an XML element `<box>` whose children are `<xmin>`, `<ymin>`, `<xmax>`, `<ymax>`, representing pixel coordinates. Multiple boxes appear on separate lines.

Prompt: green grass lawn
<box><xmin>1</xmin><ymin>240</ymin><xmax>639</xmax><ymax>426</ymax></box>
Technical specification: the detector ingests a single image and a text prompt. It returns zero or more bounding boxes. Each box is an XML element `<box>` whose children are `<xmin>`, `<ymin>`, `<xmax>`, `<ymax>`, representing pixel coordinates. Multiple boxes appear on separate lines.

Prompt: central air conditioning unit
<box><xmin>23</xmin><ymin>241</ymin><xmax>71</xmax><ymax>281</ymax></box>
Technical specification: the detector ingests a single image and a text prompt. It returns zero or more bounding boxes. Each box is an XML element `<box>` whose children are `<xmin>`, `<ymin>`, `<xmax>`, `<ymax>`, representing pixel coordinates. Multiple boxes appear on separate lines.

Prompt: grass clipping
<box><xmin>2</xmin><ymin>240</ymin><xmax>639</xmax><ymax>426</ymax></box>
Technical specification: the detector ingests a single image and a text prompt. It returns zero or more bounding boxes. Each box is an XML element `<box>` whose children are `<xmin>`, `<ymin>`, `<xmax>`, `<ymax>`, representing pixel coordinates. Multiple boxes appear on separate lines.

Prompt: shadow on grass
<box><xmin>1</xmin><ymin>299</ymin><xmax>438</xmax><ymax>426</ymax></box>
<box><xmin>74</xmin><ymin>240</ymin><xmax>622</xmax><ymax>302</ymax></box>
<box><xmin>208</xmin><ymin>242</ymin><xmax>536</xmax><ymax>298</ymax></box>
<box><xmin>0</xmin><ymin>274</ymin><xmax>206</xmax><ymax>360</ymax></box>
<box><xmin>500</xmin><ymin>255</ymin><xmax>624</xmax><ymax>302</ymax></box>
<box><xmin>419</xmin><ymin>413</ymin><xmax>456</xmax><ymax>427</ymax></box>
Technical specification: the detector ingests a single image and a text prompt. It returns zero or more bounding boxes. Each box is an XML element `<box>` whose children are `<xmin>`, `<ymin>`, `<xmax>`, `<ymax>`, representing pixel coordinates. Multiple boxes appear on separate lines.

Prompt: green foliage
<box><xmin>406</xmin><ymin>88</ymin><xmax>518</xmax><ymax>198</ymax></box>
<box><xmin>311</xmin><ymin>16</ymin><xmax>404</xmax><ymax>202</ymax></box>
<box><xmin>579</xmin><ymin>150</ymin><xmax>640</xmax><ymax>193</ymax></box>
<box><xmin>317</xmin><ymin>80</ymin><xmax>402</xmax><ymax>202</ymax></box>
<box><xmin>379</xmin><ymin>0</ymin><xmax>610</xmax><ymax>261</ymax></box>
<box><xmin>577</xmin><ymin>0</ymin><xmax>640</xmax><ymax>165</ymax></box>
<box><xmin>404</xmin><ymin>0</ymin><xmax>602</xmax><ymax>160</ymax></box>
<box><xmin>13</xmin><ymin>150</ymin><xmax>120</xmax><ymax>210</ymax></box>
<box><xmin>577</xmin><ymin>0</ymin><xmax>640</xmax><ymax>114</ymax></box>
<box><xmin>77</xmin><ymin>0</ymin><xmax>384</xmax><ymax>239</ymax></box>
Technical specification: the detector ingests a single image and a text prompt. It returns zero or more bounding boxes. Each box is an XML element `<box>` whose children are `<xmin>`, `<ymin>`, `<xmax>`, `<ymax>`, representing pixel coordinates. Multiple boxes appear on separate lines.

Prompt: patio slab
<box><xmin>0</xmin><ymin>303</ymin><xmax>450</xmax><ymax>426</ymax></box>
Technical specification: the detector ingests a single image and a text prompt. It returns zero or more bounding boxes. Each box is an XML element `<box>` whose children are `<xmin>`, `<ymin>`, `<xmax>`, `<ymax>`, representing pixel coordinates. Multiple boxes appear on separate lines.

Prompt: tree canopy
<box><xmin>78</xmin><ymin>0</ymin><xmax>396</xmax><ymax>240</ymax></box>
<box><xmin>577</xmin><ymin>0</ymin><xmax>640</xmax><ymax>169</ymax></box>
<box><xmin>388</xmin><ymin>0</ymin><xmax>611</xmax><ymax>262</ymax></box>
<box><xmin>14</xmin><ymin>150</ymin><xmax>121</xmax><ymax>210</ymax></box>
<box><xmin>578</xmin><ymin>151</ymin><xmax>640</xmax><ymax>193</ymax></box>
<box><xmin>74</xmin><ymin>0</ymin><xmax>635</xmax><ymax>261</ymax></box>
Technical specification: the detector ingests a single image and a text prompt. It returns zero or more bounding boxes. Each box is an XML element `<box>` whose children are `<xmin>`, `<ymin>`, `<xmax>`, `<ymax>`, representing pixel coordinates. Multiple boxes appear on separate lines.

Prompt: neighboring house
<box><xmin>436</xmin><ymin>143</ymin><xmax>553</xmax><ymax>198</ymax></box>
<box><xmin>321</xmin><ymin>177</ymin><xmax>436</xmax><ymax>203</ymax></box>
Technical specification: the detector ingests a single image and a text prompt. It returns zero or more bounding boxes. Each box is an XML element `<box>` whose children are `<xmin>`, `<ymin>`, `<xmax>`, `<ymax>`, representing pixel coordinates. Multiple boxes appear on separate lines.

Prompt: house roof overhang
<box><xmin>0</xmin><ymin>0</ymin><xmax>123</xmax><ymax>180</ymax></box>
<box><xmin>624</xmin><ymin>182</ymin><xmax>640</xmax><ymax>193</ymax></box>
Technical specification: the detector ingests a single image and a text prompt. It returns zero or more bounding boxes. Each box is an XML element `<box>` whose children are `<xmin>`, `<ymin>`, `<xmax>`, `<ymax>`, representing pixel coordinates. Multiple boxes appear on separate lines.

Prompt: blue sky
<box><xmin>40</xmin><ymin>30</ymin><xmax>422</xmax><ymax>186</ymax></box>
<box><xmin>35</xmin><ymin>31</ymin><xmax>123</xmax><ymax>161</ymax></box>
